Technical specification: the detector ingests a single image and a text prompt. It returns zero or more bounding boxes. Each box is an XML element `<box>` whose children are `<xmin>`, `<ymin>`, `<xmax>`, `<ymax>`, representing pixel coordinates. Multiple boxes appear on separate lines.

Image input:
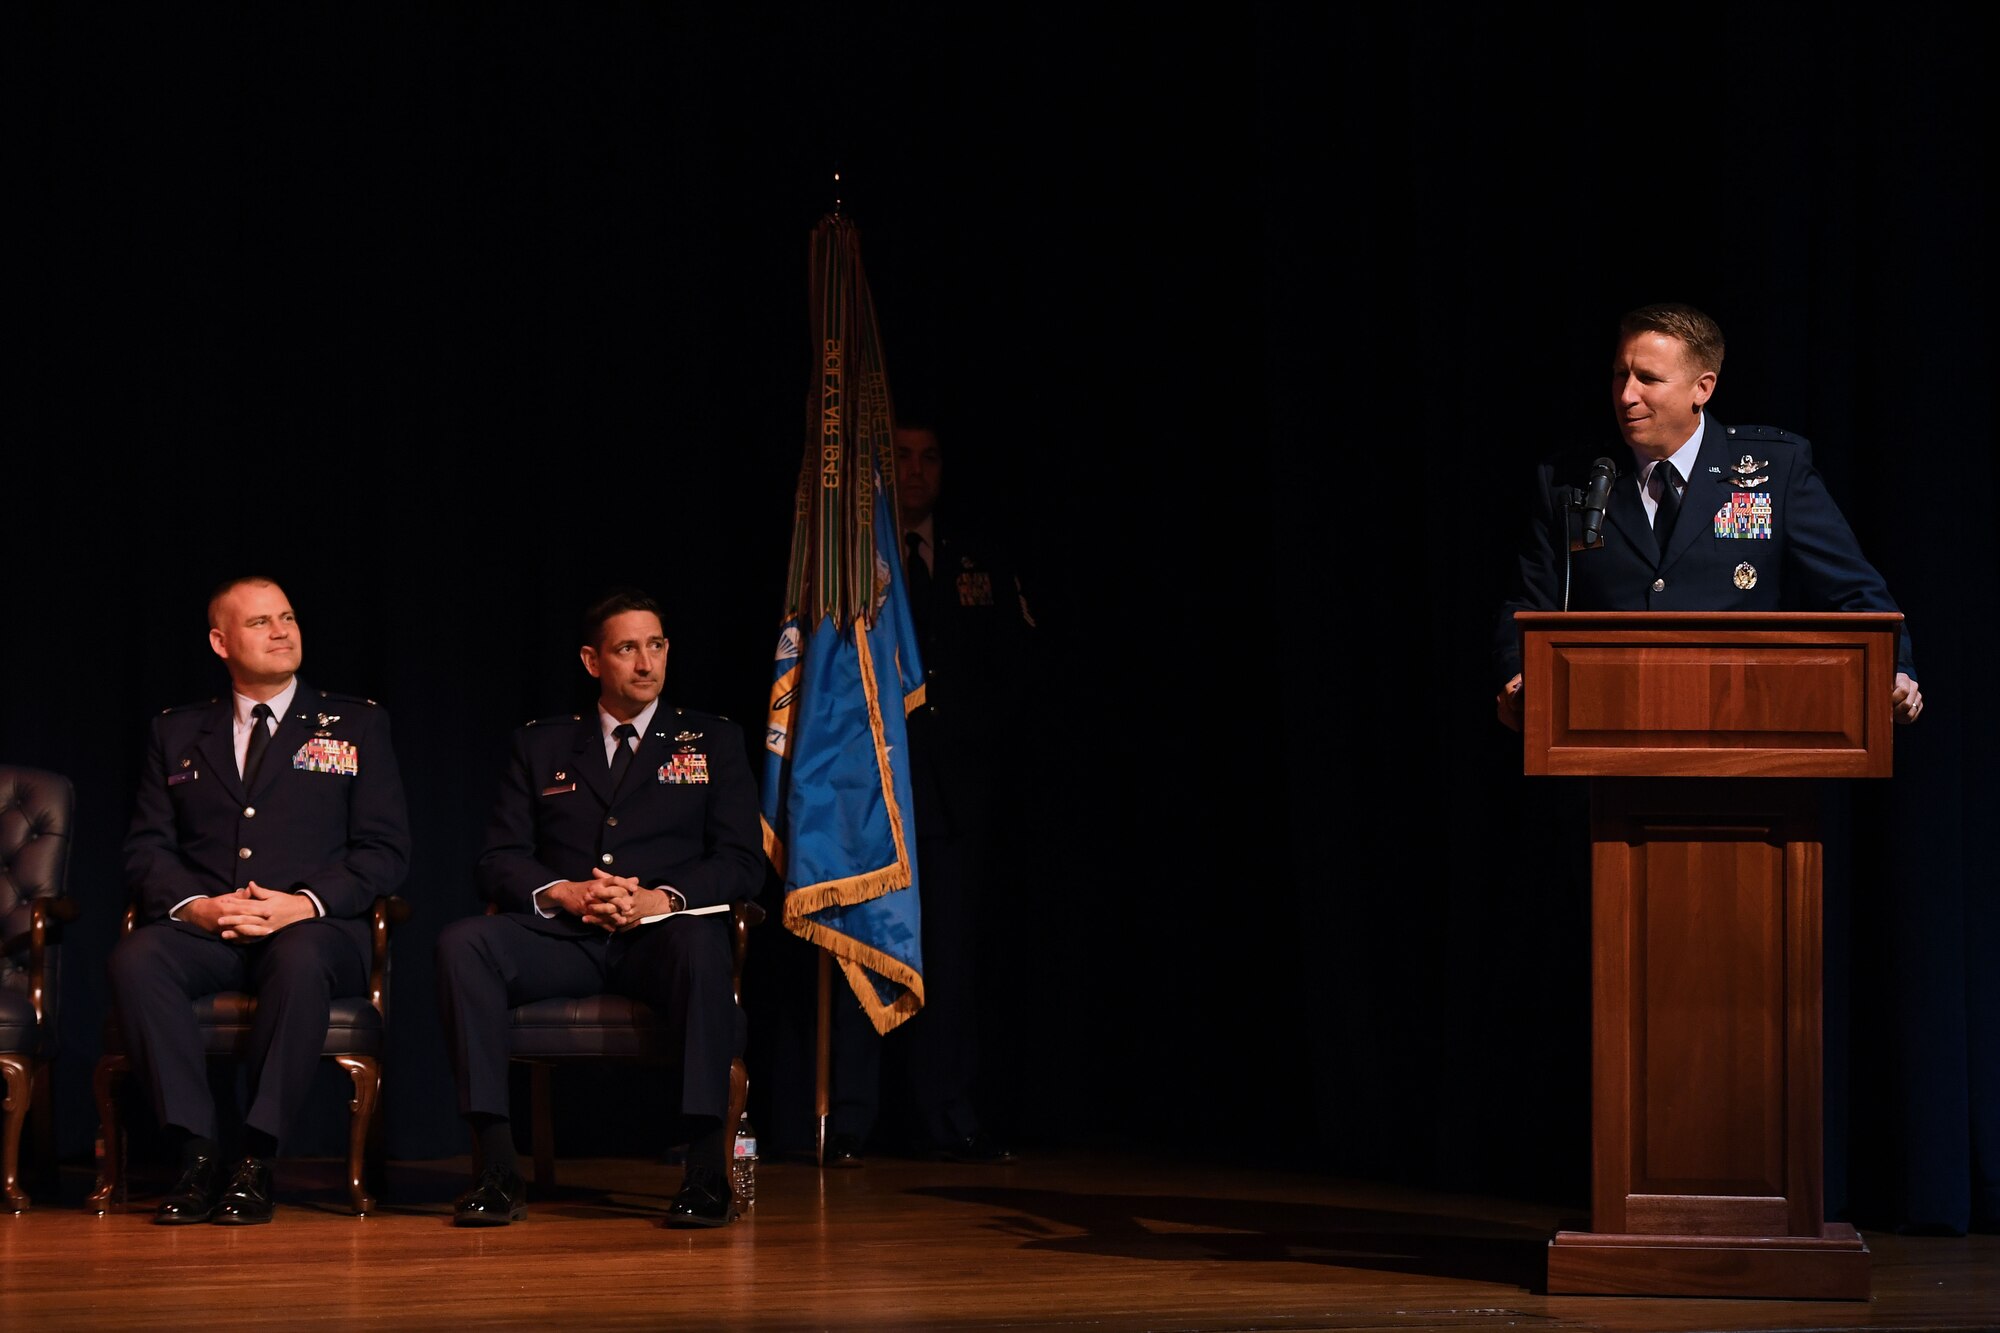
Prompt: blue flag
<box><xmin>760</xmin><ymin>213</ymin><xmax>925</xmax><ymax>1034</ymax></box>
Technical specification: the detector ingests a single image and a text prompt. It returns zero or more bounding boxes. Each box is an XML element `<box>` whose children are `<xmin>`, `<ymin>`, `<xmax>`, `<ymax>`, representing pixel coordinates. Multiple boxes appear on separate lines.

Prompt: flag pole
<box><xmin>815</xmin><ymin>949</ymin><xmax>832</xmax><ymax>1165</ymax></box>
<box><xmin>811</xmin><ymin>159</ymin><xmax>842</xmax><ymax>1171</ymax></box>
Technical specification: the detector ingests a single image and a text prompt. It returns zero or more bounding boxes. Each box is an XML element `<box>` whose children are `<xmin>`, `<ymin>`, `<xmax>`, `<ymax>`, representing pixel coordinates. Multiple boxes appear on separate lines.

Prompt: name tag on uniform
<box><xmin>540</xmin><ymin>782</ymin><xmax>577</xmax><ymax>796</ymax></box>
<box><xmin>293</xmin><ymin>738</ymin><xmax>360</xmax><ymax>775</ymax></box>
<box><xmin>659</xmin><ymin>752</ymin><xmax>710</xmax><ymax>784</ymax></box>
<box><xmin>168</xmin><ymin>770</ymin><xmax>198</xmax><ymax>786</ymax></box>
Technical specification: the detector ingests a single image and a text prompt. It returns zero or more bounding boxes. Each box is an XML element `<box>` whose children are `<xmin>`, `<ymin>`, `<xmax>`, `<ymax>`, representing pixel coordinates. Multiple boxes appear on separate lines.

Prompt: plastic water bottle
<box><xmin>730</xmin><ymin>1111</ymin><xmax>758</xmax><ymax>1206</ymax></box>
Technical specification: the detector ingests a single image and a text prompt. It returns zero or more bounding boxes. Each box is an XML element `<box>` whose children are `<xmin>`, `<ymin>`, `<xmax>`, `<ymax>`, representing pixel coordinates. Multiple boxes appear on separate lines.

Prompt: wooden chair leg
<box><xmin>0</xmin><ymin>1054</ymin><xmax>30</xmax><ymax>1212</ymax></box>
<box><xmin>530</xmin><ymin>1063</ymin><xmax>556</xmax><ymax>1192</ymax></box>
<box><xmin>335</xmin><ymin>1054</ymin><xmax>380</xmax><ymax>1215</ymax></box>
<box><xmin>364</xmin><ymin>1068</ymin><xmax>389</xmax><ymax>1202</ymax></box>
<box><xmin>28</xmin><ymin>1062</ymin><xmax>56</xmax><ymax>1200</ymax></box>
<box><xmin>86</xmin><ymin>1055</ymin><xmax>129</xmax><ymax>1213</ymax></box>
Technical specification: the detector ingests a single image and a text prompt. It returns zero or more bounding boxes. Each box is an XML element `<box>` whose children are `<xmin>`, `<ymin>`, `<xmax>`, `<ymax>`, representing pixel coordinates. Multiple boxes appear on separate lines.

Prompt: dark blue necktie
<box><xmin>1652</xmin><ymin>461</ymin><xmax>1682</xmax><ymax>546</ymax></box>
<box><xmin>242</xmin><ymin>703</ymin><xmax>274</xmax><ymax>786</ymax></box>
<box><xmin>607</xmin><ymin>722</ymin><xmax>637</xmax><ymax>793</ymax></box>
<box><xmin>904</xmin><ymin>531</ymin><xmax>931</xmax><ymax>625</ymax></box>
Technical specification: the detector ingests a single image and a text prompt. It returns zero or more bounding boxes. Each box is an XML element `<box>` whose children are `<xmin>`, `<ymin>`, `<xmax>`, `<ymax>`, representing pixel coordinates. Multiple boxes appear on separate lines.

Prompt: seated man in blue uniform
<box><xmin>1494</xmin><ymin>301</ymin><xmax>1924</xmax><ymax>729</ymax></box>
<box><xmin>435</xmin><ymin>587</ymin><xmax>763</xmax><ymax>1227</ymax></box>
<box><xmin>112</xmin><ymin>575</ymin><xmax>411</xmax><ymax>1224</ymax></box>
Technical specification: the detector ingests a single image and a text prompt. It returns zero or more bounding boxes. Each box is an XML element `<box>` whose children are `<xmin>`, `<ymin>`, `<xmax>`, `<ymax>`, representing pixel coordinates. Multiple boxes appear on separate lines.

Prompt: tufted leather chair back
<box><xmin>0</xmin><ymin>766</ymin><xmax>74</xmax><ymax>1030</ymax></box>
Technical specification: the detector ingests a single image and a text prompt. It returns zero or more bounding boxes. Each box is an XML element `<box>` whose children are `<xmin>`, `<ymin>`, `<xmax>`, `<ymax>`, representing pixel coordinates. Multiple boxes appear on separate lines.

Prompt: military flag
<box><xmin>760</xmin><ymin>211</ymin><xmax>926</xmax><ymax>1036</ymax></box>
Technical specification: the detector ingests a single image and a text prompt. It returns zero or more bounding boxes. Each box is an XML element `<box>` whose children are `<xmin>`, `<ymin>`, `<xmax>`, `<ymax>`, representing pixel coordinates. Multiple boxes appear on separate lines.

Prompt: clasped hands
<box><xmin>183</xmin><ymin>882</ymin><xmax>318</xmax><ymax>939</ymax></box>
<box><xmin>549</xmin><ymin>868</ymin><xmax>672</xmax><ymax>932</ymax></box>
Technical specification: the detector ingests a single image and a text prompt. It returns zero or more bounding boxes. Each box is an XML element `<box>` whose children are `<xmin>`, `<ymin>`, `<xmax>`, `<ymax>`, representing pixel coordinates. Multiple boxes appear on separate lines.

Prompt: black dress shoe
<box><xmin>928</xmin><ymin>1132</ymin><xmax>1017</xmax><ymax>1164</ymax></box>
<box><xmin>453</xmin><ymin>1165</ymin><xmax>529</xmax><ymax>1227</ymax></box>
<box><xmin>823</xmin><ymin>1134</ymin><xmax>866</xmax><ymax>1168</ymax></box>
<box><xmin>212</xmin><ymin>1157</ymin><xmax>275</xmax><ymax>1225</ymax></box>
<box><xmin>664</xmin><ymin>1168</ymin><xmax>736</xmax><ymax>1228</ymax></box>
<box><xmin>154</xmin><ymin>1151</ymin><xmax>226</xmax><ymax>1225</ymax></box>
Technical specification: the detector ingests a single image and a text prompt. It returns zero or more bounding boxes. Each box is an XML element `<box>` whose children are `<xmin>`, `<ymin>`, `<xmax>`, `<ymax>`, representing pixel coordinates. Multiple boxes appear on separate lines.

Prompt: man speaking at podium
<box><xmin>1493</xmin><ymin>302</ymin><xmax>1923</xmax><ymax>731</ymax></box>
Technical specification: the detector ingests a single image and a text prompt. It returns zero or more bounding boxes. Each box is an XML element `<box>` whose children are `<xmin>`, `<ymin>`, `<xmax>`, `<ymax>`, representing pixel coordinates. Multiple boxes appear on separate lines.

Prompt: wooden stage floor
<box><xmin>2</xmin><ymin>1149</ymin><xmax>1995</xmax><ymax>1331</ymax></box>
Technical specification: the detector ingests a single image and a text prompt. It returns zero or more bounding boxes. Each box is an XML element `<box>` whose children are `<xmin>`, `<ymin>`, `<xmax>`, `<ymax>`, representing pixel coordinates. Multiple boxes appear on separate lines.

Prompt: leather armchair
<box><xmin>0</xmin><ymin>765</ymin><xmax>78</xmax><ymax>1211</ymax></box>
<box><xmin>88</xmin><ymin>893</ymin><xmax>411</xmax><ymax>1215</ymax></box>
<box><xmin>504</xmin><ymin>900</ymin><xmax>764</xmax><ymax>1191</ymax></box>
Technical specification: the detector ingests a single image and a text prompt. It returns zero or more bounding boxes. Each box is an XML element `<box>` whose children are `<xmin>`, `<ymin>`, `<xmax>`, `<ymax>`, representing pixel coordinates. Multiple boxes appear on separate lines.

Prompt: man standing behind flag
<box><xmin>822</xmin><ymin>414</ymin><xmax>1041</xmax><ymax>1166</ymax></box>
<box><xmin>435</xmin><ymin>588</ymin><xmax>763</xmax><ymax>1228</ymax></box>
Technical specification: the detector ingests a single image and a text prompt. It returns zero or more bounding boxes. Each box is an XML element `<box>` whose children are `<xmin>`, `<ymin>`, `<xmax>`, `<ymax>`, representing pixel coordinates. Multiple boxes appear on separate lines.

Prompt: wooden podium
<box><xmin>1518</xmin><ymin>611</ymin><xmax>1902</xmax><ymax>1300</ymax></box>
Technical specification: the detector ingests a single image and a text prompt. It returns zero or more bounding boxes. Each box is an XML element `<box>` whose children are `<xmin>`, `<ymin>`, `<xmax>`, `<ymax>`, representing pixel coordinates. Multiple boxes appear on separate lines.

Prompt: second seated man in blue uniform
<box><xmin>434</xmin><ymin>588</ymin><xmax>764</xmax><ymax>1227</ymax></box>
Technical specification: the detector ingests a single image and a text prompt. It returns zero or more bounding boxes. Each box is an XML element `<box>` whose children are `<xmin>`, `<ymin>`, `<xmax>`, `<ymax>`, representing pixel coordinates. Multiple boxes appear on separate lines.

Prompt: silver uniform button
<box><xmin>238</xmin><ymin>847</ymin><xmax>252</xmax><ymax>860</ymax></box>
<box><xmin>601</xmin><ymin>853</ymin><xmax>615</xmax><ymax>865</ymax></box>
<box><xmin>1651</xmin><ymin>578</ymin><xmax>1666</xmax><ymax>592</ymax></box>
<box><xmin>244</xmin><ymin>807</ymin><xmax>256</xmax><ymax>818</ymax></box>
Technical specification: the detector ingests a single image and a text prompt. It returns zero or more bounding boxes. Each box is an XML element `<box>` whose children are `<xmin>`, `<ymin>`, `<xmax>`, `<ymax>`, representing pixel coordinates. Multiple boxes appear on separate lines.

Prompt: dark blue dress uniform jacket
<box><xmin>904</xmin><ymin>517</ymin><xmax>1040</xmax><ymax>840</ymax></box>
<box><xmin>123</xmin><ymin>682</ymin><xmax>412</xmax><ymax>937</ymax></box>
<box><xmin>1494</xmin><ymin>418</ymin><xmax>1916</xmax><ymax>683</ymax></box>
<box><xmin>477</xmin><ymin>707</ymin><xmax>763</xmax><ymax>928</ymax></box>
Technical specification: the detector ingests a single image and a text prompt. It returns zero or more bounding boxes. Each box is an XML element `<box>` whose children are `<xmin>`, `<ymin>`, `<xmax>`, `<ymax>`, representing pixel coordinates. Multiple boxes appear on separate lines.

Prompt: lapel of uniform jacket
<box><xmin>194</xmin><ymin>698</ymin><xmax>246</xmax><ymax>803</ymax></box>
<box><xmin>248</xmin><ymin>681</ymin><xmax>316</xmax><ymax>801</ymax></box>
<box><xmin>569</xmin><ymin>714</ymin><xmax>613</xmax><ymax>807</ymax></box>
<box><xmin>1601</xmin><ymin>457</ymin><xmax>1655</xmax><ymax>565</ymax></box>
<box><xmin>931</xmin><ymin>527</ymin><xmax>963</xmax><ymax>620</ymax></box>
<box><xmin>1660</xmin><ymin>418</ymin><xmax>1731</xmax><ymax>572</ymax></box>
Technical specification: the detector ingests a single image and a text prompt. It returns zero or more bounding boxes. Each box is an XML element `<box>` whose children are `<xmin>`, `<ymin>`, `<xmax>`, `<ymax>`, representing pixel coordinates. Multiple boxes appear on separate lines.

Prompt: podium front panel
<box><xmin>1590</xmin><ymin>780</ymin><xmax>1823</xmax><ymax>1240</ymax></box>
<box><xmin>1519</xmin><ymin>614</ymin><xmax>1898</xmax><ymax>779</ymax></box>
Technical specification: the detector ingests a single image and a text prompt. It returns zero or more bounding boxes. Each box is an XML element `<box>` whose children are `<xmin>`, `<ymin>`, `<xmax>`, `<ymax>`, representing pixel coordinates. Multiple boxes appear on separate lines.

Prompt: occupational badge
<box><xmin>314</xmin><ymin>713</ymin><xmax>342</xmax><ymax>735</ymax></box>
<box><xmin>674</xmin><ymin>730</ymin><xmax>703</xmax><ymax>742</ymax></box>
<box><xmin>293</xmin><ymin>737</ymin><xmax>360</xmax><ymax>776</ymax></box>
<box><xmin>659</xmin><ymin>752</ymin><xmax>711</xmax><ymax>785</ymax></box>
<box><xmin>1729</xmin><ymin>454</ymin><xmax>1770</xmax><ymax>487</ymax></box>
<box><xmin>1713</xmin><ymin>492</ymin><xmax>1774</xmax><ymax>539</ymax></box>
<box><xmin>1733</xmin><ymin>562</ymin><xmax>1759</xmax><ymax>590</ymax></box>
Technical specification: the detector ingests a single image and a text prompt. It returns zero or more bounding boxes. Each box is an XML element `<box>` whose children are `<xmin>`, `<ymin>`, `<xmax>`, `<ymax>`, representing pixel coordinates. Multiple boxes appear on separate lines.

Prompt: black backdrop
<box><xmin>12</xmin><ymin>6</ymin><xmax>1993</xmax><ymax>1233</ymax></box>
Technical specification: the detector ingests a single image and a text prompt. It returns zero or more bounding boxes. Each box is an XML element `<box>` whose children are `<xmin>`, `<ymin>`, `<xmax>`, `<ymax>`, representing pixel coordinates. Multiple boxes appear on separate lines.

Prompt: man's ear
<box><xmin>579</xmin><ymin>645</ymin><xmax>601</xmax><ymax>680</ymax></box>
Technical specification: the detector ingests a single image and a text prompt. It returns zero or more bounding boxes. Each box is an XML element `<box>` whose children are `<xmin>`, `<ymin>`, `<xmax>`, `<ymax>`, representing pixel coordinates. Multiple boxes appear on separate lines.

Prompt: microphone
<box><xmin>1578</xmin><ymin>457</ymin><xmax>1617</xmax><ymax>547</ymax></box>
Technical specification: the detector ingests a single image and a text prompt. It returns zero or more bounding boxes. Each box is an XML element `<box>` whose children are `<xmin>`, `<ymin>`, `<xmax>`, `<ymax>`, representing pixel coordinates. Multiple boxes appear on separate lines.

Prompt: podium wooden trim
<box><xmin>1518</xmin><ymin>612</ymin><xmax>1900</xmax><ymax>1300</ymax></box>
